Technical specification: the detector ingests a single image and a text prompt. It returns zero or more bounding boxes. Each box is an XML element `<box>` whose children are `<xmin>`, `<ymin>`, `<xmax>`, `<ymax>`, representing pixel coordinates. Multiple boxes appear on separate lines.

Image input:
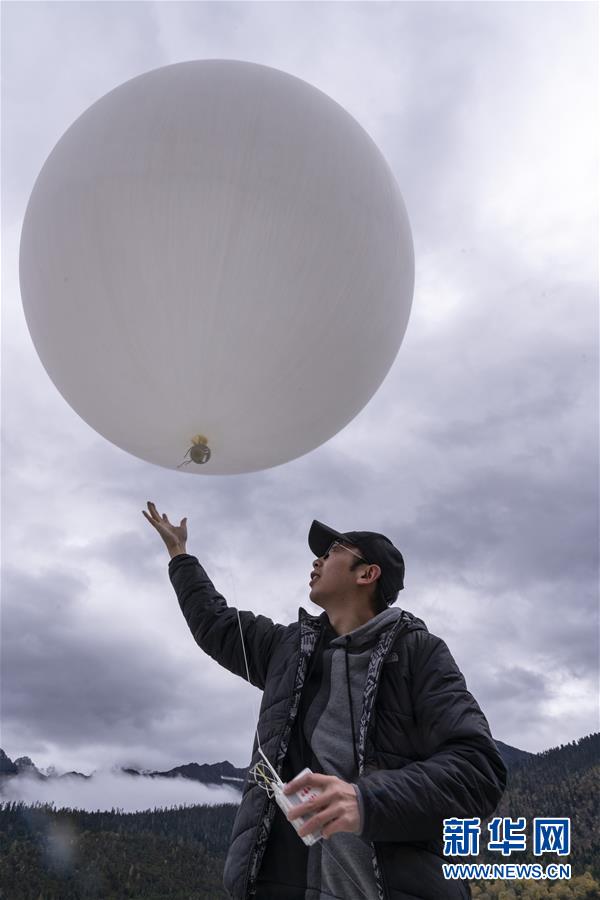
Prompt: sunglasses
<box><xmin>323</xmin><ymin>540</ymin><xmax>369</xmax><ymax>565</ymax></box>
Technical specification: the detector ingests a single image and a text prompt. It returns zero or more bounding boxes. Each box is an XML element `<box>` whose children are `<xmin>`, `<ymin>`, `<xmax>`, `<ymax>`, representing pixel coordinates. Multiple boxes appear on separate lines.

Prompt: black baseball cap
<box><xmin>308</xmin><ymin>519</ymin><xmax>405</xmax><ymax>604</ymax></box>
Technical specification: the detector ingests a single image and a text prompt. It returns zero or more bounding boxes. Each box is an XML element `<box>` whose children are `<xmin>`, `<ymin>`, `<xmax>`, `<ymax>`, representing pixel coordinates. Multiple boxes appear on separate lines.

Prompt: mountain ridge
<box><xmin>0</xmin><ymin>735</ymin><xmax>593</xmax><ymax>796</ymax></box>
<box><xmin>0</xmin><ymin>749</ymin><xmax>248</xmax><ymax>792</ymax></box>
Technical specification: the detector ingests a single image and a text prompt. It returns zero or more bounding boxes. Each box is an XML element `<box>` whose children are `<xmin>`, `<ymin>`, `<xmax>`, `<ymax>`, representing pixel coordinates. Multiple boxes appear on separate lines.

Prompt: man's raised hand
<box><xmin>142</xmin><ymin>501</ymin><xmax>188</xmax><ymax>558</ymax></box>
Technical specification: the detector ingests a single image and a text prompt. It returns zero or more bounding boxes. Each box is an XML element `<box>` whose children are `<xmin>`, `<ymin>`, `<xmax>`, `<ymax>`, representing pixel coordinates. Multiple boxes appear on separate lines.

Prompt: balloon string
<box><xmin>177</xmin><ymin>449</ymin><xmax>192</xmax><ymax>469</ymax></box>
<box><xmin>223</xmin><ymin>545</ymin><xmax>264</xmax><ymax>756</ymax></box>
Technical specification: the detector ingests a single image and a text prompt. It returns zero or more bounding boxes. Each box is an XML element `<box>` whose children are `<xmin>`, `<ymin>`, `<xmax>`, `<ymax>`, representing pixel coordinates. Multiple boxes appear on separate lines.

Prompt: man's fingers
<box><xmin>297</xmin><ymin>814</ymin><xmax>323</xmax><ymax>837</ymax></box>
<box><xmin>284</xmin><ymin>772</ymin><xmax>329</xmax><ymax>795</ymax></box>
<box><xmin>144</xmin><ymin>502</ymin><xmax>187</xmax><ymax>532</ymax></box>
<box><xmin>286</xmin><ymin>789</ymin><xmax>329</xmax><ymax>821</ymax></box>
<box><xmin>144</xmin><ymin>504</ymin><xmax>167</xmax><ymax>528</ymax></box>
<box><xmin>297</xmin><ymin>808</ymin><xmax>339</xmax><ymax>839</ymax></box>
<box><xmin>147</xmin><ymin>501</ymin><xmax>161</xmax><ymax>520</ymax></box>
<box><xmin>143</xmin><ymin>510</ymin><xmax>167</xmax><ymax>535</ymax></box>
<box><xmin>286</xmin><ymin>776</ymin><xmax>360</xmax><ymax>838</ymax></box>
<box><xmin>148</xmin><ymin>502</ymin><xmax>174</xmax><ymax>527</ymax></box>
<box><xmin>320</xmin><ymin>815</ymin><xmax>346</xmax><ymax>840</ymax></box>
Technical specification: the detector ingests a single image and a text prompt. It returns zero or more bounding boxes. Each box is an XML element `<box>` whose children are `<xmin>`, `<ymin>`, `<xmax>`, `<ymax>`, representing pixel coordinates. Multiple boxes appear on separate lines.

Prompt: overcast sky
<box><xmin>1</xmin><ymin>1</ymin><xmax>598</xmax><ymax>813</ymax></box>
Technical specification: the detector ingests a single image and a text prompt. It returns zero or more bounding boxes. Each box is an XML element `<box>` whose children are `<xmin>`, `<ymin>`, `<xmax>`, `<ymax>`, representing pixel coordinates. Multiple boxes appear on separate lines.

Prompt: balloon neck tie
<box><xmin>177</xmin><ymin>434</ymin><xmax>211</xmax><ymax>469</ymax></box>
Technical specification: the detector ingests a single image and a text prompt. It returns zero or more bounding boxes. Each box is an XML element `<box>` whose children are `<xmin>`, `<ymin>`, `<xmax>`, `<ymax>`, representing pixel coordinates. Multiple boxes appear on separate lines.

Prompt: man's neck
<box><xmin>326</xmin><ymin>601</ymin><xmax>377</xmax><ymax>636</ymax></box>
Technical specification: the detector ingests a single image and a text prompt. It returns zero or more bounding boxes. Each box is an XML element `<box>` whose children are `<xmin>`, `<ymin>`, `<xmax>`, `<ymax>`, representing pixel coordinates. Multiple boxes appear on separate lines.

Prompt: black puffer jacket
<box><xmin>170</xmin><ymin>554</ymin><xmax>506</xmax><ymax>900</ymax></box>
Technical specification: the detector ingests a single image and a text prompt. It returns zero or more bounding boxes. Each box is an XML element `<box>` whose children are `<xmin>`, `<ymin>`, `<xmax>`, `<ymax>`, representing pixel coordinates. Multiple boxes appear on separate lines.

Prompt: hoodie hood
<box><xmin>330</xmin><ymin>605</ymin><xmax>404</xmax><ymax>650</ymax></box>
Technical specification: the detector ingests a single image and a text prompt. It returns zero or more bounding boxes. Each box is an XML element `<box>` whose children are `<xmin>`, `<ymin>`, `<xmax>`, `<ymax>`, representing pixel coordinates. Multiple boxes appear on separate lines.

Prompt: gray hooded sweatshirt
<box><xmin>302</xmin><ymin>607</ymin><xmax>404</xmax><ymax>900</ymax></box>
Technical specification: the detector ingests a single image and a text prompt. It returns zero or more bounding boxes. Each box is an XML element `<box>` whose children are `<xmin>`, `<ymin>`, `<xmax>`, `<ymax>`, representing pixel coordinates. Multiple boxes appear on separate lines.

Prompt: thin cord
<box><xmin>235</xmin><ymin>605</ymin><xmax>253</xmax><ymax>685</ymax></box>
<box><xmin>250</xmin><ymin>761</ymin><xmax>278</xmax><ymax>797</ymax></box>
<box><xmin>223</xmin><ymin>544</ymin><xmax>264</xmax><ymax>757</ymax></box>
<box><xmin>235</xmin><ymin>607</ymin><xmax>268</xmax><ymax>759</ymax></box>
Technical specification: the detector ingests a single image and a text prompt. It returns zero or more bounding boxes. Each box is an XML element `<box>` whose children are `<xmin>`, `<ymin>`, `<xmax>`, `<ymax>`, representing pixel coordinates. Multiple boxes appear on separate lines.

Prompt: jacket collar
<box><xmin>299</xmin><ymin>605</ymin><xmax>425</xmax><ymax>635</ymax></box>
<box><xmin>298</xmin><ymin>606</ymin><xmax>327</xmax><ymax>627</ymax></box>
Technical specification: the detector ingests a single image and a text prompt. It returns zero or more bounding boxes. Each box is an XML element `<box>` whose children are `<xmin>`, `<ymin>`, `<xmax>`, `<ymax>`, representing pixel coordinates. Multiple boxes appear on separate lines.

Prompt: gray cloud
<box><xmin>1</xmin><ymin>1</ymin><xmax>597</xmax><ymax>790</ymax></box>
<box><xmin>1</xmin><ymin>565</ymin><xmax>262</xmax><ymax>771</ymax></box>
<box><xmin>1</xmin><ymin>2</ymin><xmax>162</xmax><ymax>225</ymax></box>
<box><xmin>1</xmin><ymin>770</ymin><xmax>240</xmax><ymax>813</ymax></box>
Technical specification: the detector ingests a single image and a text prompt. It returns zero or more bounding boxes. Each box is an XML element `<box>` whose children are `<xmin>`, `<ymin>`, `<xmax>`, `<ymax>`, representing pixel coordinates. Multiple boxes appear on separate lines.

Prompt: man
<box><xmin>143</xmin><ymin>501</ymin><xmax>506</xmax><ymax>900</ymax></box>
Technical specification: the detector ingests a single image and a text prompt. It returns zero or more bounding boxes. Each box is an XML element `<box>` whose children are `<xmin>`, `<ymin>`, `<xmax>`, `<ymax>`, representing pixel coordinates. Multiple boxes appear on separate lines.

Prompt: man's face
<box><xmin>309</xmin><ymin>540</ymin><xmax>367</xmax><ymax>606</ymax></box>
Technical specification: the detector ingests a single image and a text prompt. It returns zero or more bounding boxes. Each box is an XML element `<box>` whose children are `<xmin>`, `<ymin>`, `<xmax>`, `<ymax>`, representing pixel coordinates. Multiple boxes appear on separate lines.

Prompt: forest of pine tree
<box><xmin>0</xmin><ymin>803</ymin><xmax>236</xmax><ymax>899</ymax></box>
<box><xmin>0</xmin><ymin>734</ymin><xmax>597</xmax><ymax>899</ymax></box>
<box><xmin>456</xmin><ymin>733</ymin><xmax>599</xmax><ymax>875</ymax></box>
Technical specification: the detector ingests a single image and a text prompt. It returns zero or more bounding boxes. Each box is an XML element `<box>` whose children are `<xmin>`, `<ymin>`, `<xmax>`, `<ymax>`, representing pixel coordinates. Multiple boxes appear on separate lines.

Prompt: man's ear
<box><xmin>357</xmin><ymin>564</ymin><xmax>381</xmax><ymax>586</ymax></box>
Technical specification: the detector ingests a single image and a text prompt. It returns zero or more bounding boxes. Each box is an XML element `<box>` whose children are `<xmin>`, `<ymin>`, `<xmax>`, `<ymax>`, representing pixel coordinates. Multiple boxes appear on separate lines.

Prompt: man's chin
<box><xmin>309</xmin><ymin>587</ymin><xmax>324</xmax><ymax>608</ymax></box>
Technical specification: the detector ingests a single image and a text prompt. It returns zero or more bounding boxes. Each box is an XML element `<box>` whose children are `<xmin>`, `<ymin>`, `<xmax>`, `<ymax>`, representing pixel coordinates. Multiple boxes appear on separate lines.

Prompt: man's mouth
<box><xmin>310</xmin><ymin>571</ymin><xmax>319</xmax><ymax>586</ymax></box>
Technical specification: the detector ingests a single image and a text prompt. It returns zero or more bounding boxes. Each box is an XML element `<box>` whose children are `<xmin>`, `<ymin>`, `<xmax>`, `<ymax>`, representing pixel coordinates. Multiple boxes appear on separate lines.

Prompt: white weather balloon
<box><xmin>20</xmin><ymin>60</ymin><xmax>413</xmax><ymax>474</ymax></box>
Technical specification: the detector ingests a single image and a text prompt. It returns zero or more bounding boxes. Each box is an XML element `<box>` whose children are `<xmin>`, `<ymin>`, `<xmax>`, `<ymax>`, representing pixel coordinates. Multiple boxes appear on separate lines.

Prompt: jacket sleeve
<box><xmin>169</xmin><ymin>553</ymin><xmax>285</xmax><ymax>691</ymax></box>
<box><xmin>357</xmin><ymin>630</ymin><xmax>507</xmax><ymax>843</ymax></box>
